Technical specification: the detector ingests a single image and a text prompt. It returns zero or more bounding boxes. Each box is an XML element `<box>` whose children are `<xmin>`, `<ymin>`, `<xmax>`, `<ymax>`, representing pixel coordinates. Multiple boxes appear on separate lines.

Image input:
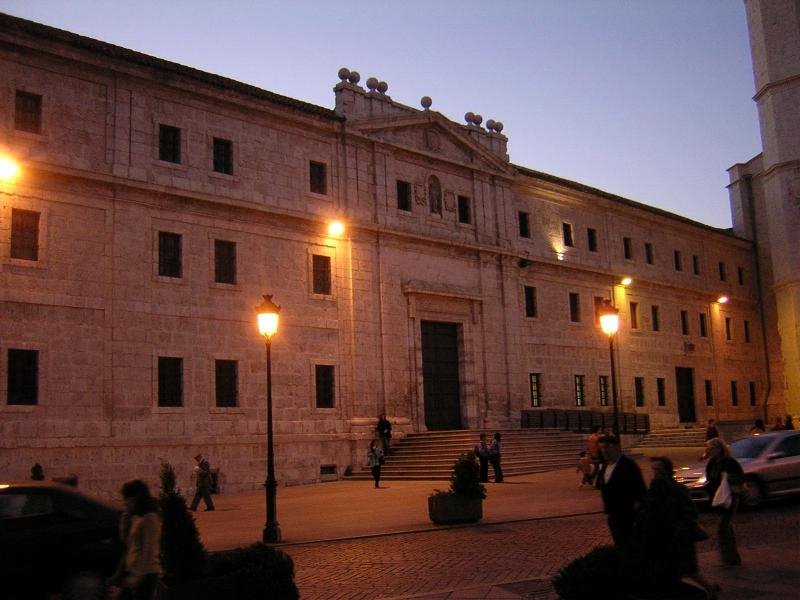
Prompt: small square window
<box><xmin>718</xmin><ymin>261</ymin><xmax>727</xmax><ymax>282</ymax></box>
<box><xmin>587</xmin><ymin>228</ymin><xmax>598</xmax><ymax>252</ymax></box>
<box><xmin>574</xmin><ymin>375</ymin><xmax>585</xmax><ymax>407</ymax></box>
<box><xmin>692</xmin><ymin>255</ymin><xmax>700</xmax><ymax>275</ymax></box>
<box><xmin>680</xmin><ymin>310</ymin><xmax>689</xmax><ymax>335</ymax></box>
<box><xmin>635</xmin><ymin>376</ymin><xmax>645</xmax><ymax>407</ymax></box>
<box><xmin>158</xmin><ymin>357</ymin><xmax>183</xmax><ymax>407</ymax></box>
<box><xmin>651</xmin><ymin>305</ymin><xmax>660</xmax><ymax>332</ymax></box>
<box><xmin>215</xmin><ymin>360</ymin><xmax>238</xmax><ymax>408</ymax></box>
<box><xmin>159</xmin><ymin>124</ymin><xmax>181</xmax><ymax>164</ymax></box>
<box><xmin>457</xmin><ymin>195</ymin><xmax>471</xmax><ymax>224</ymax></box>
<box><xmin>397</xmin><ymin>181</ymin><xmax>412</xmax><ymax>212</ymax></box>
<box><xmin>524</xmin><ymin>286</ymin><xmax>537</xmax><ymax>318</ymax></box>
<box><xmin>309</xmin><ymin>161</ymin><xmax>327</xmax><ymax>195</ymax></box>
<box><xmin>623</xmin><ymin>237</ymin><xmax>633</xmax><ymax>260</ymax></box>
<box><xmin>15</xmin><ymin>91</ymin><xmax>42</xmax><ymax>134</ymax></box>
<box><xmin>630</xmin><ymin>302</ymin><xmax>639</xmax><ymax>329</ymax></box>
<box><xmin>530</xmin><ymin>373</ymin><xmax>542</xmax><ymax>407</ymax></box>
<box><xmin>673</xmin><ymin>250</ymin><xmax>682</xmax><ymax>272</ymax></box>
<box><xmin>699</xmin><ymin>313</ymin><xmax>708</xmax><ymax>338</ymax></box>
<box><xmin>562</xmin><ymin>222</ymin><xmax>574</xmax><ymax>247</ymax></box>
<box><xmin>158</xmin><ymin>232</ymin><xmax>182</xmax><ymax>278</ymax></box>
<box><xmin>644</xmin><ymin>243</ymin><xmax>654</xmax><ymax>265</ymax></box>
<box><xmin>11</xmin><ymin>209</ymin><xmax>40</xmax><ymax>261</ymax></box>
<box><xmin>312</xmin><ymin>254</ymin><xmax>332</xmax><ymax>295</ymax></box>
<box><xmin>8</xmin><ymin>349</ymin><xmax>38</xmax><ymax>405</ymax></box>
<box><xmin>657</xmin><ymin>377</ymin><xmax>666</xmax><ymax>407</ymax></box>
<box><xmin>214</xmin><ymin>240</ymin><xmax>236</xmax><ymax>284</ymax></box>
<box><xmin>213</xmin><ymin>138</ymin><xmax>233</xmax><ymax>175</ymax></box>
<box><xmin>599</xmin><ymin>375</ymin><xmax>609</xmax><ymax>407</ymax></box>
<box><xmin>730</xmin><ymin>380</ymin><xmax>738</xmax><ymax>406</ymax></box>
<box><xmin>315</xmin><ymin>365</ymin><xmax>335</xmax><ymax>408</ymax></box>
<box><xmin>518</xmin><ymin>211</ymin><xmax>530</xmax><ymax>238</ymax></box>
<box><xmin>704</xmin><ymin>380</ymin><xmax>713</xmax><ymax>406</ymax></box>
<box><xmin>569</xmin><ymin>292</ymin><xmax>581</xmax><ymax>323</ymax></box>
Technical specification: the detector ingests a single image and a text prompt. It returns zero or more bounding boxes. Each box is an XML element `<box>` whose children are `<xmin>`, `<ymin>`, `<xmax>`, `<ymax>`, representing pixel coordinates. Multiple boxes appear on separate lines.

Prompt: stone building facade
<box><xmin>0</xmin><ymin>13</ymin><xmax>782</xmax><ymax>493</ymax></box>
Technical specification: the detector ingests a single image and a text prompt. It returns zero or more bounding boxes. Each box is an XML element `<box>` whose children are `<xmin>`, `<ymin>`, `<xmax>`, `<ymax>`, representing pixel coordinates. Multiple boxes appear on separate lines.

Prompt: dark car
<box><xmin>0</xmin><ymin>482</ymin><xmax>122</xmax><ymax>600</ymax></box>
<box><xmin>675</xmin><ymin>430</ymin><xmax>800</xmax><ymax>507</ymax></box>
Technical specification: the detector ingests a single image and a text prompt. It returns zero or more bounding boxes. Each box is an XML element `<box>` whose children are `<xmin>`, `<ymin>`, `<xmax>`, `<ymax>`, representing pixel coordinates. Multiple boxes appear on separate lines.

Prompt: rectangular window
<box><xmin>699</xmin><ymin>313</ymin><xmax>708</xmax><ymax>338</ymax></box>
<box><xmin>215</xmin><ymin>360</ymin><xmax>238</xmax><ymax>408</ymax></box>
<box><xmin>518</xmin><ymin>211</ymin><xmax>530</xmax><ymax>238</ymax></box>
<box><xmin>10</xmin><ymin>208</ymin><xmax>40</xmax><ymax>261</ymax></box>
<box><xmin>673</xmin><ymin>250</ymin><xmax>683</xmax><ymax>271</ymax></box>
<box><xmin>562</xmin><ymin>222</ymin><xmax>574</xmax><ymax>247</ymax></box>
<box><xmin>599</xmin><ymin>375</ymin><xmax>609</xmax><ymax>407</ymax></box>
<box><xmin>214</xmin><ymin>240</ymin><xmax>236</xmax><ymax>284</ymax></box>
<box><xmin>158</xmin><ymin>124</ymin><xmax>181</xmax><ymax>164</ymax></box>
<box><xmin>212</xmin><ymin>137</ymin><xmax>233</xmax><ymax>175</ymax></box>
<box><xmin>749</xmin><ymin>381</ymin><xmax>756</xmax><ymax>407</ymax></box>
<box><xmin>692</xmin><ymin>255</ymin><xmax>700</xmax><ymax>275</ymax></box>
<box><xmin>718</xmin><ymin>261</ymin><xmax>727</xmax><ymax>282</ymax></box>
<box><xmin>158</xmin><ymin>357</ymin><xmax>183</xmax><ymax>407</ymax></box>
<box><xmin>8</xmin><ymin>349</ymin><xmax>38</xmax><ymax>405</ymax></box>
<box><xmin>315</xmin><ymin>364</ymin><xmax>335</xmax><ymax>408</ymax></box>
<box><xmin>158</xmin><ymin>232</ymin><xmax>182</xmax><ymax>278</ymax></box>
<box><xmin>635</xmin><ymin>377</ymin><xmax>645</xmax><ymax>407</ymax></box>
<box><xmin>645</xmin><ymin>242</ymin><xmax>654</xmax><ymax>265</ymax></box>
<box><xmin>457</xmin><ymin>195</ymin><xmax>471</xmax><ymax>224</ymax></box>
<box><xmin>737</xmin><ymin>266</ymin><xmax>744</xmax><ymax>285</ymax></box>
<box><xmin>725</xmin><ymin>317</ymin><xmax>732</xmax><ymax>341</ymax></box>
<box><xmin>396</xmin><ymin>180</ymin><xmax>412</xmax><ymax>211</ymax></box>
<box><xmin>651</xmin><ymin>305</ymin><xmax>660</xmax><ymax>332</ymax></box>
<box><xmin>574</xmin><ymin>375</ymin><xmax>585</xmax><ymax>407</ymax></box>
<box><xmin>744</xmin><ymin>320</ymin><xmax>751</xmax><ymax>343</ymax></box>
<box><xmin>15</xmin><ymin>90</ymin><xmax>42</xmax><ymax>134</ymax></box>
<box><xmin>524</xmin><ymin>286</ymin><xmax>537</xmax><ymax>318</ymax></box>
<box><xmin>730</xmin><ymin>380</ymin><xmax>738</xmax><ymax>406</ymax></box>
<box><xmin>680</xmin><ymin>310</ymin><xmax>689</xmax><ymax>335</ymax></box>
<box><xmin>309</xmin><ymin>161</ymin><xmax>327</xmax><ymax>195</ymax></box>
<box><xmin>704</xmin><ymin>380</ymin><xmax>713</xmax><ymax>406</ymax></box>
<box><xmin>569</xmin><ymin>292</ymin><xmax>581</xmax><ymax>323</ymax></box>
<box><xmin>312</xmin><ymin>254</ymin><xmax>332</xmax><ymax>295</ymax></box>
<box><xmin>623</xmin><ymin>237</ymin><xmax>633</xmax><ymax>260</ymax></box>
<box><xmin>630</xmin><ymin>302</ymin><xmax>639</xmax><ymax>329</ymax></box>
<box><xmin>657</xmin><ymin>377</ymin><xmax>666</xmax><ymax>407</ymax></box>
<box><xmin>530</xmin><ymin>373</ymin><xmax>542</xmax><ymax>407</ymax></box>
<box><xmin>587</xmin><ymin>228</ymin><xmax>598</xmax><ymax>252</ymax></box>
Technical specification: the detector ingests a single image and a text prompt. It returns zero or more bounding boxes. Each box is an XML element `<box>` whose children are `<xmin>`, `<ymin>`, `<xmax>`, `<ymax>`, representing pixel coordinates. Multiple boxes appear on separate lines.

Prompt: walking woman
<box><xmin>705</xmin><ymin>437</ymin><xmax>744</xmax><ymax>566</ymax></box>
<box><xmin>367</xmin><ymin>438</ymin><xmax>385</xmax><ymax>489</ymax></box>
<box><xmin>109</xmin><ymin>480</ymin><xmax>162</xmax><ymax>600</ymax></box>
<box><xmin>489</xmin><ymin>432</ymin><xmax>503</xmax><ymax>483</ymax></box>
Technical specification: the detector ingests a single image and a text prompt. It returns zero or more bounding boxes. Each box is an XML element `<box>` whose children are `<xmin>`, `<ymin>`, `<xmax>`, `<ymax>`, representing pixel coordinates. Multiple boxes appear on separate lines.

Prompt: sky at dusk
<box><xmin>1</xmin><ymin>0</ymin><xmax>762</xmax><ymax>229</ymax></box>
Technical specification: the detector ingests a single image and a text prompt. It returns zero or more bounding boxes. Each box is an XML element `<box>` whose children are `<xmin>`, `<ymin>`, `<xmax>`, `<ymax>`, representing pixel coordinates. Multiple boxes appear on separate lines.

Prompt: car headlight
<box><xmin>695</xmin><ymin>474</ymin><xmax>706</xmax><ymax>485</ymax></box>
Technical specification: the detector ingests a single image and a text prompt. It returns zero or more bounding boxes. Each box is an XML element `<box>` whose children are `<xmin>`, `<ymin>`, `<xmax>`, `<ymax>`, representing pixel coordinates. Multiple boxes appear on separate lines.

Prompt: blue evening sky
<box><xmin>1</xmin><ymin>0</ymin><xmax>761</xmax><ymax>228</ymax></box>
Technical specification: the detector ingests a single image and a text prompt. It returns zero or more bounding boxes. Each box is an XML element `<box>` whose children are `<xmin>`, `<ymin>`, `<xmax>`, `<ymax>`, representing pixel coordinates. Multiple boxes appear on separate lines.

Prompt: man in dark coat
<box><xmin>190</xmin><ymin>453</ymin><xmax>215</xmax><ymax>511</ymax></box>
<box><xmin>596</xmin><ymin>435</ymin><xmax>646</xmax><ymax>546</ymax></box>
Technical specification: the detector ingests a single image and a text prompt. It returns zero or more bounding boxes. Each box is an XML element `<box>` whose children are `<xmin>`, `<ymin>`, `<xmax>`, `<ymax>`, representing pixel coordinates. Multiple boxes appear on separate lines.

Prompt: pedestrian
<box><xmin>704</xmin><ymin>437</ymin><xmax>744</xmax><ymax>566</ymax></box>
<box><xmin>576</xmin><ymin>451</ymin><xmax>593</xmax><ymax>487</ymax></box>
<box><xmin>30</xmin><ymin>463</ymin><xmax>45</xmax><ymax>481</ymax></box>
<box><xmin>488</xmin><ymin>432</ymin><xmax>503</xmax><ymax>483</ymax></box>
<box><xmin>367</xmin><ymin>438</ymin><xmax>384</xmax><ymax>488</ymax></box>
<box><xmin>108</xmin><ymin>479</ymin><xmax>162</xmax><ymax>600</ymax></box>
<box><xmin>595</xmin><ymin>434</ymin><xmax>646</xmax><ymax>546</ymax></box>
<box><xmin>705</xmin><ymin>418</ymin><xmax>720</xmax><ymax>441</ymax></box>
<box><xmin>770</xmin><ymin>416</ymin><xmax>784</xmax><ymax>431</ymax></box>
<box><xmin>190</xmin><ymin>453</ymin><xmax>215</xmax><ymax>512</ymax></box>
<box><xmin>586</xmin><ymin>425</ymin><xmax>602</xmax><ymax>483</ymax></box>
<box><xmin>749</xmin><ymin>419</ymin><xmax>765</xmax><ymax>435</ymax></box>
<box><xmin>376</xmin><ymin>413</ymin><xmax>392</xmax><ymax>455</ymax></box>
<box><xmin>785</xmin><ymin>414</ymin><xmax>795</xmax><ymax>430</ymax></box>
<box><xmin>474</xmin><ymin>433</ymin><xmax>490</xmax><ymax>483</ymax></box>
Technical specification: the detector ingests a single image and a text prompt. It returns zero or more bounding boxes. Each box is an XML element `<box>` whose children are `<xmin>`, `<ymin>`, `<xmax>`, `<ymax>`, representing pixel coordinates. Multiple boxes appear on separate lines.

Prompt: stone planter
<box><xmin>428</xmin><ymin>494</ymin><xmax>482</xmax><ymax>524</ymax></box>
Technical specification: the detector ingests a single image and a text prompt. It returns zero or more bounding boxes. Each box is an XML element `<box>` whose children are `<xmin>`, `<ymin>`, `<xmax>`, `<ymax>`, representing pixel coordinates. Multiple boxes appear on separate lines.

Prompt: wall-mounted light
<box><xmin>0</xmin><ymin>155</ymin><xmax>20</xmax><ymax>181</ymax></box>
<box><xmin>717</xmin><ymin>295</ymin><xmax>729</xmax><ymax>304</ymax></box>
<box><xmin>620</xmin><ymin>277</ymin><xmax>633</xmax><ymax>286</ymax></box>
<box><xmin>328</xmin><ymin>221</ymin><xmax>345</xmax><ymax>237</ymax></box>
<box><xmin>556</xmin><ymin>252</ymin><xmax>565</xmax><ymax>261</ymax></box>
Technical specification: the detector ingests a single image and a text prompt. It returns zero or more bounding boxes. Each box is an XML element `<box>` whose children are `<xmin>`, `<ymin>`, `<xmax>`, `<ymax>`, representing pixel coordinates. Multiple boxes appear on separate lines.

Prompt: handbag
<box><xmin>711</xmin><ymin>472</ymin><xmax>732</xmax><ymax>509</ymax></box>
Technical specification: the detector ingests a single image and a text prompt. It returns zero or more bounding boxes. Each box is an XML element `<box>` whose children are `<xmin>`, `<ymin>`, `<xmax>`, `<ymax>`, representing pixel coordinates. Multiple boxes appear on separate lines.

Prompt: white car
<box><xmin>675</xmin><ymin>430</ymin><xmax>800</xmax><ymax>507</ymax></box>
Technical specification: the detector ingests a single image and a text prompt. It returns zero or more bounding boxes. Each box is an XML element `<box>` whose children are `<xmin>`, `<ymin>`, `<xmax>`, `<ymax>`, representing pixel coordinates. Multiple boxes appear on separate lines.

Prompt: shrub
<box><xmin>431</xmin><ymin>451</ymin><xmax>487</xmax><ymax>500</ymax></box>
<box><xmin>159</xmin><ymin>462</ymin><xmax>207</xmax><ymax>581</ymax></box>
<box><xmin>206</xmin><ymin>543</ymin><xmax>299</xmax><ymax>600</ymax></box>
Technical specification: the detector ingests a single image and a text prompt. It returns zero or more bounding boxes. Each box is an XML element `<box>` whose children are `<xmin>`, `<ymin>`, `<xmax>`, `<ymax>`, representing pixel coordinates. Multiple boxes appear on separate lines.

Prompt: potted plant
<box><xmin>428</xmin><ymin>451</ymin><xmax>486</xmax><ymax>524</ymax></box>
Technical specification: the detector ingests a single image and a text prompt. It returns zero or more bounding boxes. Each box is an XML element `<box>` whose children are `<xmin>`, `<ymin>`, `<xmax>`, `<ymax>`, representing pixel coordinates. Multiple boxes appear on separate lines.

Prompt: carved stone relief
<box><xmin>414</xmin><ymin>182</ymin><xmax>427</xmax><ymax>206</ymax></box>
<box><xmin>424</xmin><ymin>129</ymin><xmax>441</xmax><ymax>152</ymax></box>
<box><xmin>444</xmin><ymin>190</ymin><xmax>456</xmax><ymax>212</ymax></box>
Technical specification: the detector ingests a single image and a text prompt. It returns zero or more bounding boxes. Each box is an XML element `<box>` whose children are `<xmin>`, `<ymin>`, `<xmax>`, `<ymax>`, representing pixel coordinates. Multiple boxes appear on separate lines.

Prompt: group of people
<box><xmin>474</xmin><ymin>432</ymin><xmax>503</xmax><ymax>483</ymax></box>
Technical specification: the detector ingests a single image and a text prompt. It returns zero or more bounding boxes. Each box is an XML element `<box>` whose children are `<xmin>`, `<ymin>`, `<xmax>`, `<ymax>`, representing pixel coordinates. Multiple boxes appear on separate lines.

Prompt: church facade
<box><xmin>0</xmin><ymin>12</ymin><xmax>787</xmax><ymax>493</ymax></box>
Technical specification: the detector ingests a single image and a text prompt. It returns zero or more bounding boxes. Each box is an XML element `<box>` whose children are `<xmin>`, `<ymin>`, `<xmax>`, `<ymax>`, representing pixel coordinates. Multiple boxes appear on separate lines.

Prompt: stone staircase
<box><xmin>630</xmin><ymin>427</ymin><xmax>707</xmax><ymax>448</ymax></box>
<box><xmin>346</xmin><ymin>428</ymin><xmax>586</xmax><ymax>481</ymax></box>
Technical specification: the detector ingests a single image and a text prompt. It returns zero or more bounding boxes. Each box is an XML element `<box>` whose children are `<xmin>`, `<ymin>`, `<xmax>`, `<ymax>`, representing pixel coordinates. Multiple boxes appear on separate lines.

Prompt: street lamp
<box><xmin>598</xmin><ymin>300</ymin><xmax>621</xmax><ymax>437</ymax></box>
<box><xmin>256</xmin><ymin>294</ymin><xmax>281</xmax><ymax>543</ymax></box>
<box><xmin>0</xmin><ymin>154</ymin><xmax>20</xmax><ymax>182</ymax></box>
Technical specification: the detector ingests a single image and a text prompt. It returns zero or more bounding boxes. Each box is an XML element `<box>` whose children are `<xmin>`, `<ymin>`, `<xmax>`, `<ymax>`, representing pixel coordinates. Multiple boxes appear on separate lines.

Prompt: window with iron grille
<box><xmin>645</xmin><ymin>242</ymin><xmax>654</xmax><ymax>265</ymax></box>
<box><xmin>158</xmin><ymin>357</ymin><xmax>183</xmax><ymax>407</ymax></box>
<box><xmin>574</xmin><ymin>375</ymin><xmax>585</xmax><ymax>407</ymax></box>
<box><xmin>213</xmin><ymin>138</ymin><xmax>233</xmax><ymax>175</ymax></box>
<box><xmin>630</xmin><ymin>302</ymin><xmax>639</xmax><ymax>329</ymax></box>
<box><xmin>599</xmin><ymin>375</ymin><xmax>609</xmax><ymax>406</ymax></box>
<box><xmin>673</xmin><ymin>250</ymin><xmax>682</xmax><ymax>271</ymax></box>
<box><xmin>748</xmin><ymin>381</ymin><xmax>756</xmax><ymax>407</ymax></box>
<box><xmin>159</xmin><ymin>124</ymin><xmax>181</xmax><ymax>164</ymax></box>
<box><xmin>312</xmin><ymin>254</ymin><xmax>332</xmax><ymax>295</ymax></box>
<box><xmin>524</xmin><ymin>286</ymin><xmax>537</xmax><ymax>318</ymax></box>
<box><xmin>651</xmin><ymin>305</ymin><xmax>660</xmax><ymax>332</ymax></box>
<box><xmin>704</xmin><ymin>380</ymin><xmax>713</xmax><ymax>406</ymax></box>
<box><xmin>214</xmin><ymin>240</ymin><xmax>236</xmax><ymax>284</ymax></box>
<box><xmin>530</xmin><ymin>373</ymin><xmax>542</xmax><ymax>407</ymax></box>
<box><xmin>623</xmin><ymin>237</ymin><xmax>633</xmax><ymax>260</ymax></box>
<box><xmin>396</xmin><ymin>180</ymin><xmax>411</xmax><ymax>211</ymax></box>
<box><xmin>457</xmin><ymin>195</ymin><xmax>471</xmax><ymax>224</ymax></box>
<box><xmin>692</xmin><ymin>255</ymin><xmax>700</xmax><ymax>275</ymax></box>
<box><xmin>10</xmin><ymin>209</ymin><xmax>40</xmax><ymax>261</ymax></box>
<box><xmin>518</xmin><ymin>212</ymin><xmax>530</xmax><ymax>238</ymax></box>
<box><xmin>657</xmin><ymin>377</ymin><xmax>666</xmax><ymax>407</ymax></box>
<box><xmin>215</xmin><ymin>360</ymin><xmax>238</xmax><ymax>408</ymax></box>
<box><xmin>158</xmin><ymin>232</ymin><xmax>182</xmax><ymax>278</ymax></box>
<box><xmin>699</xmin><ymin>313</ymin><xmax>708</xmax><ymax>337</ymax></box>
<box><xmin>635</xmin><ymin>377</ymin><xmax>645</xmax><ymax>407</ymax></box>
<box><xmin>718</xmin><ymin>261</ymin><xmax>727</xmax><ymax>282</ymax></box>
<box><xmin>569</xmin><ymin>293</ymin><xmax>581</xmax><ymax>323</ymax></box>
<box><xmin>587</xmin><ymin>228</ymin><xmax>598</xmax><ymax>252</ymax></box>
<box><xmin>15</xmin><ymin>91</ymin><xmax>42</xmax><ymax>134</ymax></box>
<box><xmin>744</xmin><ymin>320</ymin><xmax>751</xmax><ymax>343</ymax></box>
<box><xmin>730</xmin><ymin>380</ymin><xmax>738</xmax><ymax>406</ymax></box>
<box><xmin>8</xmin><ymin>349</ymin><xmax>38</xmax><ymax>405</ymax></box>
<box><xmin>315</xmin><ymin>365</ymin><xmax>335</xmax><ymax>408</ymax></box>
<box><xmin>309</xmin><ymin>161</ymin><xmax>327</xmax><ymax>194</ymax></box>
<box><xmin>680</xmin><ymin>310</ymin><xmax>689</xmax><ymax>335</ymax></box>
<box><xmin>562</xmin><ymin>222</ymin><xmax>574</xmax><ymax>247</ymax></box>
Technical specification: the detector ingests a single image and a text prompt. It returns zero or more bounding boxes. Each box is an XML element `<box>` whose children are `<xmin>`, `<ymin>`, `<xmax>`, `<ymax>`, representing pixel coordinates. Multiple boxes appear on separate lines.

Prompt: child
<box><xmin>577</xmin><ymin>450</ymin><xmax>593</xmax><ymax>487</ymax></box>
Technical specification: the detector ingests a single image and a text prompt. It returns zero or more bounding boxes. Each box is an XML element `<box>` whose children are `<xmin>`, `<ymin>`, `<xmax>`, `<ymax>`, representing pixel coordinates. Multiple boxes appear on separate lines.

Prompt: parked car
<box><xmin>675</xmin><ymin>430</ymin><xmax>800</xmax><ymax>507</ymax></box>
<box><xmin>0</xmin><ymin>481</ymin><xmax>122</xmax><ymax>600</ymax></box>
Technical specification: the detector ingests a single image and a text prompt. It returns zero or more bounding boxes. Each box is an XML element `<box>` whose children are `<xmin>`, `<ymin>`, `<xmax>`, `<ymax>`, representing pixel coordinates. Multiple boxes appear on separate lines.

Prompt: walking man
<box><xmin>190</xmin><ymin>453</ymin><xmax>215</xmax><ymax>511</ymax></box>
<box><xmin>596</xmin><ymin>435</ymin><xmax>646</xmax><ymax>546</ymax></box>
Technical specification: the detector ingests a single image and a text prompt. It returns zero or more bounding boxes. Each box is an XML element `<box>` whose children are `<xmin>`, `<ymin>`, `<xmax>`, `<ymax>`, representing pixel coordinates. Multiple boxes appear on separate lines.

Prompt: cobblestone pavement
<box><xmin>283</xmin><ymin>502</ymin><xmax>799</xmax><ymax>600</ymax></box>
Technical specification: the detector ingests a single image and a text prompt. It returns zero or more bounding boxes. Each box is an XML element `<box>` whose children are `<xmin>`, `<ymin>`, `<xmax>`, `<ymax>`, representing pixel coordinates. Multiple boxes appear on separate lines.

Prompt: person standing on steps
<box><xmin>190</xmin><ymin>453</ymin><xmax>215</xmax><ymax>512</ymax></box>
<box><xmin>367</xmin><ymin>438</ymin><xmax>384</xmax><ymax>489</ymax></box>
<box><xmin>474</xmin><ymin>433</ymin><xmax>490</xmax><ymax>483</ymax></box>
<box><xmin>376</xmin><ymin>413</ymin><xmax>392</xmax><ymax>456</ymax></box>
<box><xmin>489</xmin><ymin>432</ymin><xmax>503</xmax><ymax>482</ymax></box>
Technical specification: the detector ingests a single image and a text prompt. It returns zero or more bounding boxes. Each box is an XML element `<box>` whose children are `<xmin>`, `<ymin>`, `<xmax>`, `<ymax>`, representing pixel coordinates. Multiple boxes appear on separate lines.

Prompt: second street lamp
<box><xmin>598</xmin><ymin>300</ymin><xmax>621</xmax><ymax>437</ymax></box>
<box><xmin>256</xmin><ymin>294</ymin><xmax>281</xmax><ymax>543</ymax></box>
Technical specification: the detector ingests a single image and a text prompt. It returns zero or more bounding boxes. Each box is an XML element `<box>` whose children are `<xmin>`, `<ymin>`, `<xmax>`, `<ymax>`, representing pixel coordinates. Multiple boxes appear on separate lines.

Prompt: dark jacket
<box><xmin>597</xmin><ymin>454</ymin><xmax>646</xmax><ymax>518</ymax></box>
<box><xmin>705</xmin><ymin>455</ymin><xmax>743</xmax><ymax>500</ymax></box>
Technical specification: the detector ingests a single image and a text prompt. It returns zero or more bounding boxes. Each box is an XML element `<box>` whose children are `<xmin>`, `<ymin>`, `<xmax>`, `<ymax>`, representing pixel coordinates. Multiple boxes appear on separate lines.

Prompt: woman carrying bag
<box><xmin>705</xmin><ymin>437</ymin><xmax>744</xmax><ymax>566</ymax></box>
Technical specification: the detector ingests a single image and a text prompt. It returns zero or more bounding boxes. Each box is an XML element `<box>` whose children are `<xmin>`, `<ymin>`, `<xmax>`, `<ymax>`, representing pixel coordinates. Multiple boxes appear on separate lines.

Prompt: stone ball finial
<box><xmin>486</xmin><ymin>119</ymin><xmax>496</xmax><ymax>131</ymax></box>
<box><xmin>377</xmin><ymin>81</ymin><xmax>388</xmax><ymax>94</ymax></box>
<box><xmin>473</xmin><ymin>114</ymin><xmax>483</xmax><ymax>126</ymax></box>
<box><xmin>494</xmin><ymin>121</ymin><xmax>504</xmax><ymax>133</ymax></box>
<box><xmin>366</xmin><ymin>77</ymin><xmax>379</xmax><ymax>91</ymax></box>
<box><xmin>348</xmin><ymin>71</ymin><xmax>361</xmax><ymax>84</ymax></box>
<box><xmin>421</xmin><ymin>96</ymin><xmax>432</xmax><ymax>109</ymax></box>
<box><xmin>465</xmin><ymin>112</ymin><xmax>475</xmax><ymax>124</ymax></box>
<box><xmin>338</xmin><ymin>67</ymin><xmax>351</xmax><ymax>82</ymax></box>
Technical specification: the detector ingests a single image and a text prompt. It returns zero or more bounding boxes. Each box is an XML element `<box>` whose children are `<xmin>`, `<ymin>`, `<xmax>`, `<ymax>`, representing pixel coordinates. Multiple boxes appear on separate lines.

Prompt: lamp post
<box><xmin>599</xmin><ymin>300</ymin><xmax>621</xmax><ymax>437</ymax></box>
<box><xmin>256</xmin><ymin>294</ymin><xmax>281</xmax><ymax>543</ymax></box>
